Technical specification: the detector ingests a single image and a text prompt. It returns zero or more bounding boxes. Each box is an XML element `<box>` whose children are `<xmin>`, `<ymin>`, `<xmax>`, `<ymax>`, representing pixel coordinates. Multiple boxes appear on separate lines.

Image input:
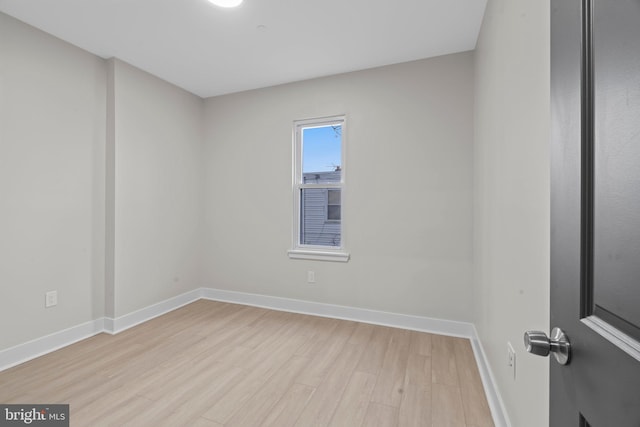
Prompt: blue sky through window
<box><xmin>302</xmin><ymin>125</ymin><xmax>342</xmax><ymax>173</ymax></box>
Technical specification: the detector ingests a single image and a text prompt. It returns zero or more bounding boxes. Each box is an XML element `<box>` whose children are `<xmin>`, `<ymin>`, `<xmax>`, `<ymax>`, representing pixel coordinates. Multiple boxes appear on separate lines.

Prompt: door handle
<box><xmin>524</xmin><ymin>327</ymin><xmax>571</xmax><ymax>365</ymax></box>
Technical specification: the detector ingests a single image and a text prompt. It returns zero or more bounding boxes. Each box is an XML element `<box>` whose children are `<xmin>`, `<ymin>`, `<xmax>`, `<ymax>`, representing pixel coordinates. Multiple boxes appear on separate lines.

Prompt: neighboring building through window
<box><xmin>288</xmin><ymin>115</ymin><xmax>349</xmax><ymax>262</ymax></box>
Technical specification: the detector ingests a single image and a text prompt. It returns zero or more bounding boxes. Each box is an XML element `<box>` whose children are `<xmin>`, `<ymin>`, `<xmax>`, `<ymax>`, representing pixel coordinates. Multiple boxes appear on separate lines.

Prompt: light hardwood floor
<box><xmin>0</xmin><ymin>300</ymin><xmax>494</xmax><ymax>426</ymax></box>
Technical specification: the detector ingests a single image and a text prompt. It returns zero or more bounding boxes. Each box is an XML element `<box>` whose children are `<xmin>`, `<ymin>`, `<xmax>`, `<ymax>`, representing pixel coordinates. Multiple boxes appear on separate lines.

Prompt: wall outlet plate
<box><xmin>45</xmin><ymin>290</ymin><xmax>58</xmax><ymax>308</ymax></box>
<box><xmin>507</xmin><ymin>341</ymin><xmax>516</xmax><ymax>380</ymax></box>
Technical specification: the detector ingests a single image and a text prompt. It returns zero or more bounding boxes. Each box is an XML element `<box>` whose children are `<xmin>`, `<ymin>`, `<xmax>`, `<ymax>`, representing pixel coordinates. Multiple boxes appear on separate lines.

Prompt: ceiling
<box><xmin>0</xmin><ymin>0</ymin><xmax>487</xmax><ymax>98</ymax></box>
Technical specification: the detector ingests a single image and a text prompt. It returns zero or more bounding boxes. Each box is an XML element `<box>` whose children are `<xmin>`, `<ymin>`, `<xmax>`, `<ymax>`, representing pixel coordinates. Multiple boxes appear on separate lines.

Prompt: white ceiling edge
<box><xmin>0</xmin><ymin>0</ymin><xmax>487</xmax><ymax>98</ymax></box>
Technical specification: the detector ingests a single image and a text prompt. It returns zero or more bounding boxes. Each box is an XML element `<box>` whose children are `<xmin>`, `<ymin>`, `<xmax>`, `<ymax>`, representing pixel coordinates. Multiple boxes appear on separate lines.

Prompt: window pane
<box><xmin>300</xmin><ymin>188</ymin><xmax>341</xmax><ymax>247</ymax></box>
<box><xmin>328</xmin><ymin>189</ymin><xmax>341</xmax><ymax>205</ymax></box>
<box><xmin>327</xmin><ymin>205</ymin><xmax>341</xmax><ymax>221</ymax></box>
<box><xmin>327</xmin><ymin>189</ymin><xmax>341</xmax><ymax>221</ymax></box>
<box><xmin>302</xmin><ymin>125</ymin><xmax>342</xmax><ymax>184</ymax></box>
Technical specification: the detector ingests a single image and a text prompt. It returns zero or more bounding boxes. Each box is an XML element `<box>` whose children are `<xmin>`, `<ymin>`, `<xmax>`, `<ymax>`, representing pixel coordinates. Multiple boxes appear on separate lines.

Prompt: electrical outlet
<box><xmin>507</xmin><ymin>342</ymin><xmax>516</xmax><ymax>380</ymax></box>
<box><xmin>307</xmin><ymin>271</ymin><xmax>316</xmax><ymax>284</ymax></box>
<box><xmin>45</xmin><ymin>290</ymin><xmax>58</xmax><ymax>308</ymax></box>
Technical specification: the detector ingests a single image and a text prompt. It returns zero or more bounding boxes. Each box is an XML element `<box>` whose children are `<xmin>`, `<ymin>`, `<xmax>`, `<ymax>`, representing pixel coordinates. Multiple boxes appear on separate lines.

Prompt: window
<box><xmin>288</xmin><ymin>115</ymin><xmax>349</xmax><ymax>262</ymax></box>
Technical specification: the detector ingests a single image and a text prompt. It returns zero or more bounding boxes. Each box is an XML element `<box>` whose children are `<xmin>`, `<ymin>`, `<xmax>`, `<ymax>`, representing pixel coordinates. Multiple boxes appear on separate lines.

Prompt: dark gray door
<box><xmin>549</xmin><ymin>0</ymin><xmax>640</xmax><ymax>425</ymax></box>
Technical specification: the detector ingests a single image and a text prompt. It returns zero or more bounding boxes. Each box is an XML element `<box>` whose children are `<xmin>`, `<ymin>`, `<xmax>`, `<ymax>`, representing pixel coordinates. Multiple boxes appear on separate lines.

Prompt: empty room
<box><xmin>2</xmin><ymin>0</ymin><xmax>639</xmax><ymax>426</ymax></box>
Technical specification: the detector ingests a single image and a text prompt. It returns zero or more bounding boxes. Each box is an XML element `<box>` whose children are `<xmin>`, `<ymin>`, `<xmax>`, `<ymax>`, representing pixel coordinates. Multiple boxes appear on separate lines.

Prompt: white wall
<box><xmin>0</xmin><ymin>18</ymin><xmax>475</xmax><ymax>359</ymax></box>
<box><xmin>0</xmin><ymin>15</ymin><xmax>205</xmax><ymax>352</ymax></box>
<box><xmin>473</xmin><ymin>1</ymin><xmax>550</xmax><ymax>426</ymax></box>
<box><xmin>203</xmin><ymin>53</ymin><xmax>475</xmax><ymax>322</ymax></box>
<box><xmin>0</xmin><ymin>14</ymin><xmax>107</xmax><ymax>349</ymax></box>
<box><xmin>109</xmin><ymin>59</ymin><xmax>204</xmax><ymax>318</ymax></box>
<box><xmin>1</xmin><ymin>15</ymin><xmax>553</xmax><ymax>427</ymax></box>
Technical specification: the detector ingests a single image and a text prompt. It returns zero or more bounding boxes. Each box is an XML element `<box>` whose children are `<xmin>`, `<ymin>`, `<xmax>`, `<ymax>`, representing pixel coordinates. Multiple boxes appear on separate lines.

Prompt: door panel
<box><xmin>550</xmin><ymin>0</ymin><xmax>640</xmax><ymax>425</ymax></box>
<box><xmin>593</xmin><ymin>0</ymin><xmax>640</xmax><ymax>339</ymax></box>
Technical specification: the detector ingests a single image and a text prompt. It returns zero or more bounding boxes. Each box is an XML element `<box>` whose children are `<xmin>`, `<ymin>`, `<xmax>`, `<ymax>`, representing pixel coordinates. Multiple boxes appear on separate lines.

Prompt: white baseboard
<box><xmin>201</xmin><ymin>287</ymin><xmax>475</xmax><ymax>338</ymax></box>
<box><xmin>0</xmin><ymin>289</ymin><xmax>202</xmax><ymax>371</ymax></box>
<box><xmin>470</xmin><ymin>325</ymin><xmax>512</xmax><ymax>427</ymax></box>
<box><xmin>0</xmin><ymin>318</ymin><xmax>105</xmax><ymax>372</ymax></box>
<box><xmin>0</xmin><ymin>286</ymin><xmax>511</xmax><ymax>427</ymax></box>
<box><xmin>103</xmin><ymin>289</ymin><xmax>202</xmax><ymax>334</ymax></box>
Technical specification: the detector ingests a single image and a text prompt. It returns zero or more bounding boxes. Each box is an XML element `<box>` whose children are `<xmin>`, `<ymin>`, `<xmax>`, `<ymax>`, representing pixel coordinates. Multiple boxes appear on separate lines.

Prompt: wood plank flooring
<box><xmin>0</xmin><ymin>300</ymin><xmax>494</xmax><ymax>426</ymax></box>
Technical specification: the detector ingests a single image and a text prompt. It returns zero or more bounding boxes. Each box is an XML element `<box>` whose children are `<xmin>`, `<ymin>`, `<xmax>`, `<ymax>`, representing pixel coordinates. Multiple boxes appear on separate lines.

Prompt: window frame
<box><xmin>288</xmin><ymin>115</ymin><xmax>349</xmax><ymax>262</ymax></box>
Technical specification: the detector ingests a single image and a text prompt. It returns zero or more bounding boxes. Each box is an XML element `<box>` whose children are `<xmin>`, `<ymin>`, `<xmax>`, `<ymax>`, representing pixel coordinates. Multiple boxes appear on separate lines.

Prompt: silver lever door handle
<box><xmin>524</xmin><ymin>327</ymin><xmax>571</xmax><ymax>365</ymax></box>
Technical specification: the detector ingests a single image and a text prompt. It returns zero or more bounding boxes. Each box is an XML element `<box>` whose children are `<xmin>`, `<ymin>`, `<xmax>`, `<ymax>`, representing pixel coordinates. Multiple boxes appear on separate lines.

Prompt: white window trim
<box><xmin>287</xmin><ymin>249</ymin><xmax>350</xmax><ymax>262</ymax></box>
<box><xmin>288</xmin><ymin>115</ymin><xmax>350</xmax><ymax>262</ymax></box>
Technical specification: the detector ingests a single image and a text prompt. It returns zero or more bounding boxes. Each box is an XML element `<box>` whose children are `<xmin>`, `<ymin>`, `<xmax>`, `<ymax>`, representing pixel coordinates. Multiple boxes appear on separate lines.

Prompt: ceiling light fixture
<box><xmin>207</xmin><ymin>0</ymin><xmax>243</xmax><ymax>7</ymax></box>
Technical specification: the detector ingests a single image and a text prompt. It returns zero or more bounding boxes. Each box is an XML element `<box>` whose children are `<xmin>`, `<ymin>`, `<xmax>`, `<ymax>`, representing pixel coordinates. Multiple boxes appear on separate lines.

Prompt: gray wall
<box><xmin>473</xmin><ymin>0</ymin><xmax>550</xmax><ymax>426</ymax></box>
<box><xmin>1</xmin><ymin>9</ymin><xmax>554</xmax><ymax>427</ymax></box>
<box><xmin>0</xmin><ymin>13</ymin><xmax>107</xmax><ymax>349</ymax></box>
<box><xmin>203</xmin><ymin>53</ymin><xmax>475</xmax><ymax>321</ymax></box>
<box><xmin>0</xmin><ymin>14</ymin><xmax>204</xmax><ymax>349</ymax></box>
<box><xmin>109</xmin><ymin>59</ymin><xmax>204</xmax><ymax>318</ymax></box>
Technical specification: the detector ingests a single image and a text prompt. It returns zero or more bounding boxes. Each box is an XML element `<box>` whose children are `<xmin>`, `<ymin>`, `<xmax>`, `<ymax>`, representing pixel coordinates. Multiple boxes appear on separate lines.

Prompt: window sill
<box><xmin>287</xmin><ymin>249</ymin><xmax>350</xmax><ymax>262</ymax></box>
